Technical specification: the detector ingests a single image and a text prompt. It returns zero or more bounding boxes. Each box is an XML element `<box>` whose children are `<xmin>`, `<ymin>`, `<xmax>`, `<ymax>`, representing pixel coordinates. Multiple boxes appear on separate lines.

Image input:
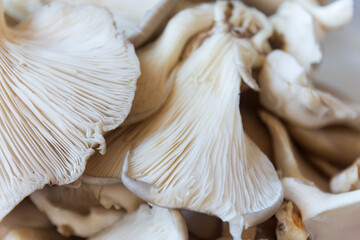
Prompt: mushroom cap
<box><xmin>90</xmin><ymin>204</ymin><xmax>188</xmax><ymax>240</ymax></box>
<box><xmin>0</xmin><ymin>2</ymin><xmax>140</xmax><ymax>220</ymax></box>
<box><xmin>259</xmin><ymin>50</ymin><xmax>360</xmax><ymax>129</ymax></box>
<box><xmin>270</xmin><ymin>1</ymin><xmax>323</xmax><ymax>70</ymax></box>
<box><xmin>3</xmin><ymin>0</ymin><xmax>179</xmax><ymax>47</ymax></box>
<box><xmin>124</xmin><ymin>3</ymin><xmax>215</xmax><ymax>124</ymax></box>
<box><xmin>123</xmin><ymin>29</ymin><xmax>282</xmax><ymax>239</ymax></box>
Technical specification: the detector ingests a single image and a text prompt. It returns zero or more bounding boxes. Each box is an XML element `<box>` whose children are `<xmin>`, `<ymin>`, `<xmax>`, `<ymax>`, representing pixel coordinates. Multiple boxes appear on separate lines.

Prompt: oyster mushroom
<box><xmin>259</xmin><ymin>50</ymin><xmax>360</xmax><ymax>130</ymax></box>
<box><xmin>90</xmin><ymin>204</ymin><xmax>188</xmax><ymax>240</ymax></box>
<box><xmin>260</xmin><ymin>111</ymin><xmax>329</xmax><ymax>191</ymax></box>
<box><xmin>125</xmin><ymin>3</ymin><xmax>215</xmax><ymax>124</ymax></box>
<box><xmin>282</xmin><ymin>178</ymin><xmax>360</xmax><ymax>240</ymax></box>
<box><xmin>119</xmin><ymin>3</ymin><xmax>283</xmax><ymax>239</ymax></box>
<box><xmin>87</xmin><ymin>183</ymin><xmax>144</xmax><ymax>212</ymax></box>
<box><xmin>30</xmin><ymin>187</ymin><xmax>123</xmax><ymax>238</ymax></box>
<box><xmin>0</xmin><ymin>1</ymin><xmax>140</xmax><ymax>221</ymax></box>
<box><xmin>0</xmin><ymin>199</ymin><xmax>51</xmax><ymax>239</ymax></box>
<box><xmin>330</xmin><ymin>157</ymin><xmax>360</xmax><ymax>193</ymax></box>
<box><xmin>275</xmin><ymin>201</ymin><xmax>309</xmax><ymax>240</ymax></box>
<box><xmin>3</xmin><ymin>0</ymin><xmax>178</xmax><ymax>47</ymax></box>
<box><xmin>288</xmin><ymin>124</ymin><xmax>360</xmax><ymax>167</ymax></box>
<box><xmin>296</xmin><ymin>0</ymin><xmax>353</xmax><ymax>30</ymax></box>
<box><xmin>270</xmin><ymin>1</ymin><xmax>323</xmax><ymax>70</ymax></box>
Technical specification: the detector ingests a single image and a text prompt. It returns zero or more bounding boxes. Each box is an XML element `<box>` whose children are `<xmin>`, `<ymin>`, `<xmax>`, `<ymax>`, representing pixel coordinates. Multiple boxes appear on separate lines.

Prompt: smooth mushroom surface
<box><xmin>259</xmin><ymin>50</ymin><xmax>360</xmax><ymax>130</ymax></box>
<box><xmin>90</xmin><ymin>204</ymin><xmax>188</xmax><ymax>240</ymax></box>
<box><xmin>260</xmin><ymin>111</ymin><xmax>329</xmax><ymax>191</ymax></box>
<box><xmin>288</xmin><ymin>124</ymin><xmax>360</xmax><ymax>167</ymax></box>
<box><xmin>30</xmin><ymin>188</ymin><xmax>123</xmax><ymax>238</ymax></box>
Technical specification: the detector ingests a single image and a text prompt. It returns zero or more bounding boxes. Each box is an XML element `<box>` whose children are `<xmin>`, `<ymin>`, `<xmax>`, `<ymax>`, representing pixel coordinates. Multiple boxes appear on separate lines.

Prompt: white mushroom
<box><xmin>288</xmin><ymin>124</ymin><xmax>360</xmax><ymax>167</ymax></box>
<box><xmin>30</xmin><ymin>188</ymin><xmax>123</xmax><ymax>238</ymax></box>
<box><xmin>124</xmin><ymin>3</ymin><xmax>215</xmax><ymax>124</ymax></box>
<box><xmin>295</xmin><ymin>0</ymin><xmax>353</xmax><ymax>30</ymax></box>
<box><xmin>0</xmin><ymin>1</ymin><xmax>140</xmax><ymax>221</ymax></box>
<box><xmin>330</xmin><ymin>157</ymin><xmax>360</xmax><ymax>193</ymax></box>
<box><xmin>90</xmin><ymin>204</ymin><xmax>188</xmax><ymax>240</ymax></box>
<box><xmin>283</xmin><ymin>177</ymin><xmax>360</xmax><ymax>240</ymax></box>
<box><xmin>87</xmin><ymin>183</ymin><xmax>144</xmax><ymax>212</ymax></box>
<box><xmin>260</xmin><ymin>111</ymin><xmax>329</xmax><ymax>191</ymax></box>
<box><xmin>259</xmin><ymin>50</ymin><xmax>360</xmax><ymax>130</ymax></box>
<box><xmin>119</xmin><ymin>3</ymin><xmax>282</xmax><ymax>239</ymax></box>
<box><xmin>270</xmin><ymin>1</ymin><xmax>323</xmax><ymax>70</ymax></box>
<box><xmin>3</xmin><ymin>0</ymin><xmax>179</xmax><ymax>47</ymax></box>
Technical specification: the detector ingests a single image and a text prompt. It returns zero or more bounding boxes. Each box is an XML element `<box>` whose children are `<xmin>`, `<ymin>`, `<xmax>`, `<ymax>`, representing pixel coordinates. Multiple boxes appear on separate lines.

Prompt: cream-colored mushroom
<box><xmin>3</xmin><ymin>0</ymin><xmax>179</xmax><ymax>47</ymax></box>
<box><xmin>0</xmin><ymin>199</ymin><xmax>51</xmax><ymax>239</ymax></box>
<box><xmin>30</xmin><ymin>188</ymin><xmax>124</xmax><ymax>238</ymax></box>
<box><xmin>270</xmin><ymin>1</ymin><xmax>323</xmax><ymax>71</ymax></box>
<box><xmin>87</xmin><ymin>183</ymin><xmax>144</xmax><ymax>212</ymax></box>
<box><xmin>288</xmin><ymin>124</ymin><xmax>360</xmax><ymax>167</ymax></box>
<box><xmin>3</xmin><ymin>228</ymin><xmax>67</xmax><ymax>240</ymax></box>
<box><xmin>90</xmin><ymin>204</ymin><xmax>188</xmax><ymax>240</ymax></box>
<box><xmin>0</xmin><ymin>1</ymin><xmax>140</xmax><ymax>221</ymax></box>
<box><xmin>330</xmin><ymin>157</ymin><xmax>360</xmax><ymax>193</ymax></box>
<box><xmin>120</xmin><ymin>3</ymin><xmax>282</xmax><ymax>239</ymax></box>
<box><xmin>275</xmin><ymin>201</ymin><xmax>309</xmax><ymax>240</ymax></box>
<box><xmin>124</xmin><ymin>3</ymin><xmax>215</xmax><ymax>124</ymax></box>
<box><xmin>259</xmin><ymin>50</ymin><xmax>360</xmax><ymax>130</ymax></box>
<box><xmin>283</xmin><ymin>177</ymin><xmax>360</xmax><ymax>240</ymax></box>
<box><xmin>260</xmin><ymin>111</ymin><xmax>329</xmax><ymax>191</ymax></box>
<box><xmin>295</xmin><ymin>0</ymin><xmax>353</xmax><ymax>30</ymax></box>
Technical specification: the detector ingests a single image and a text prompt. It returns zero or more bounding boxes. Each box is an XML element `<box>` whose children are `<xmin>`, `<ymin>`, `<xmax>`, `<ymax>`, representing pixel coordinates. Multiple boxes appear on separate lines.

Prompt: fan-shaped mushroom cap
<box><xmin>283</xmin><ymin>178</ymin><xmax>360</xmax><ymax>240</ymax></box>
<box><xmin>0</xmin><ymin>1</ymin><xmax>139</xmax><ymax>221</ymax></box>
<box><xmin>121</xmin><ymin>3</ymin><xmax>282</xmax><ymax>239</ymax></box>
<box><xmin>260</xmin><ymin>111</ymin><xmax>329</xmax><ymax>191</ymax></box>
<box><xmin>90</xmin><ymin>204</ymin><xmax>188</xmax><ymax>240</ymax></box>
<box><xmin>259</xmin><ymin>50</ymin><xmax>360</xmax><ymax>130</ymax></box>
<box><xmin>30</xmin><ymin>188</ymin><xmax>123</xmax><ymax>238</ymax></box>
<box><xmin>3</xmin><ymin>0</ymin><xmax>179</xmax><ymax>47</ymax></box>
<box><xmin>288</xmin><ymin>125</ymin><xmax>360</xmax><ymax>167</ymax></box>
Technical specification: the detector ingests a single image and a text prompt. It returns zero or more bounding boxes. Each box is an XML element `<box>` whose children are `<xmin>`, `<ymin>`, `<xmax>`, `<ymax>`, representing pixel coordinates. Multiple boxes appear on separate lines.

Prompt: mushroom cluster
<box><xmin>0</xmin><ymin>0</ymin><xmax>358</xmax><ymax>240</ymax></box>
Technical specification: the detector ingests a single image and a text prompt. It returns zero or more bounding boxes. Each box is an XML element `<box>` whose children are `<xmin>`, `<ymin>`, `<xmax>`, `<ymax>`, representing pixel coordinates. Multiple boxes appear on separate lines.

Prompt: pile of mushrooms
<box><xmin>0</xmin><ymin>0</ymin><xmax>358</xmax><ymax>239</ymax></box>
